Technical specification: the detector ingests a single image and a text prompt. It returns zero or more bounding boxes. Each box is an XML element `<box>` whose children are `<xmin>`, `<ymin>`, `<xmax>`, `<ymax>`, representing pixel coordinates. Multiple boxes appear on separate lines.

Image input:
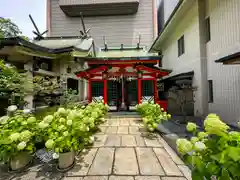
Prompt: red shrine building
<box><xmin>76</xmin><ymin>47</ymin><xmax>171</xmax><ymax>111</ymax></box>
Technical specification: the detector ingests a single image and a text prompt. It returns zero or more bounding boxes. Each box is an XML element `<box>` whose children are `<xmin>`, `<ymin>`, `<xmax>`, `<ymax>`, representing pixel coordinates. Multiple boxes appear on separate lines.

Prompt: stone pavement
<box><xmin>1</xmin><ymin>114</ymin><xmax>192</xmax><ymax>180</ymax></box>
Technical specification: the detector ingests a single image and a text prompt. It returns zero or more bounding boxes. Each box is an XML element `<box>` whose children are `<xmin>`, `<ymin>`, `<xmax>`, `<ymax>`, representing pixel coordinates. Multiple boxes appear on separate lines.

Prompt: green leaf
<box><xmin>227</xmin><ymin>147</ymin><xmax>240</xmax><ymax>161</ymax></box>
<box><xmin>192</xmin><ymin>168</ymin><xmax>204</xmax><ymax>180</ymax></box>
<box><xmin>206</xmin><ymin>162</ymin><xmax>220</xmax><ymax>175</ymax></box>
<box><xmin>219</xmin><ymin>169</ymin><xmax>231</xmax><ymax>180</ymax></box>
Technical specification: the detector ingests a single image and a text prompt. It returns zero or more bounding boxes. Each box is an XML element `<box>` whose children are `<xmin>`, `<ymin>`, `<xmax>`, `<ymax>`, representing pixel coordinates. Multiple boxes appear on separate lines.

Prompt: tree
<box><xmin>0</xmin><ymin>17</ymin><xmax>22</xmax><ymax>38</ymax></box>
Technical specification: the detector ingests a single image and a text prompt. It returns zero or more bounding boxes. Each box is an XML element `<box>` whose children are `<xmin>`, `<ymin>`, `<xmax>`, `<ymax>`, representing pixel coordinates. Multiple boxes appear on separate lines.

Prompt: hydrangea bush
<box><xmin>176</xmin><ymin>114</ymin><xmax>240</xmax><ymax>180</ymax></box>
<box><xmin>0</xmin><ymin>106</ymin><xmax>37</xmax><ymax>162</ymax></box>
<box><xmin>0</xmin><ymin>102</ymin><xmax>109</xmax><ymax>163</ymax></box>
<box><xmin>136</xmin><ymin>101</ymin><xmax>171</xmax><ymax>132</ymax></box>
<box><xmin>42</xmin><ymin>102</ymin><xmax>109</xmax><ymax>158</ymax></box>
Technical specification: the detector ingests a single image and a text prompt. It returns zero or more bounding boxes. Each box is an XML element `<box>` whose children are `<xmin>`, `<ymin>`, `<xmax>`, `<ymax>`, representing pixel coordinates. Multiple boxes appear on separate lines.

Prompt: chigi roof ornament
<box><xmin>29</xmin><ymin>14</ymin><xmax>48</xmax><ymax>40</ymax></box>
<box><xmin>79</xmin><ymin>12</ymin><xmax>90</xmax><ymax>39</ymax></box>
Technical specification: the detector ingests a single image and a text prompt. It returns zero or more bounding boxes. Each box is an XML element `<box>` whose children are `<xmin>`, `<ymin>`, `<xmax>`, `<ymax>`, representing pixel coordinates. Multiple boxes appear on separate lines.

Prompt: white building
<box><xmin>151</xmin><ymin>0</ymin><xmax>240</xmax><ymax>126</ymax></box>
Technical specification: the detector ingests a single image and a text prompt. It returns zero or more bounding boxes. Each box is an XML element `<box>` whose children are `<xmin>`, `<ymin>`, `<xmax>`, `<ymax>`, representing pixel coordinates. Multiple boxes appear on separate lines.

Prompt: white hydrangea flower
<box><xmin>7</xmin><ymin>105</ymin><xmax>18</xmax><ymax>112</ymax></box>
<box><xmin>90</xmin><ymin>136</ymin><xmax>94</xmax><ymax>143</ymax></box>
<box><xmin>27</xmin><ymin>117</ymin><xmax>36</xmax><ymax>124</ymax></box>
<box><xmin>82</xmin><ymin>149</ymin><xmax>86</xmax><ymax>153</ymax></box>
<box><xmin>59</xmin><ymin>118</ymin><xmax>66</xmax><ymax>123</ymax></box>
<box><xmin>63</xmin><ymin>131</ymin><xmax>69</xmax><ymax>137</ymax></box>
<box><xmin>10</xmin><ymin>132</ymin><xmax>20</xmax><ymax>142</ymax></box>
<box><xmin>17</xmin><ymin>141</ymin><xmax>27</xmax><ymax>150</ymax></box>
<box><xmin>45</xmin><ymin>139</ymin><xmax>54</xmax><ymax>149</ymax></box>
<box><xmin>21</xmin><ymin>121</ymin><xmax>27</xmax><ymax>125</ymax></box>
<box><xmin>57</xmin><ymin>107</ymin><xmax>66</xmax><ymax>115</ymax></box>
<box><xmin>67</xmin><ymin>120</ymin><xmax>73</xmax><ymax>126</ymax></box>
<box><xmin>38</xmin><ymin>121</ymin><xmax>49</xmax><ymax>129</ymax></box>
<box><xmin>52</xmin><ymin>153</ymin><xmax>59</xmax><ymax>159</ymax></box>
<box><xmin>43</xmin><ymin>115</ymin><xmax>54</xmax><ymax>123</ymax></box>
<box><xmin>23</xmin><ymin>109</ymin><xmax>31</xmax><ymax>114</ymax></box>
<box><xmin>194</xmin><ymin>141</ymin><xmax>206</xmax><ymax>151</ymax></box>
<box><xmin>0</xmin><ymin>116</ymin><xmax>9</xmax><ymax>124</ymax></box>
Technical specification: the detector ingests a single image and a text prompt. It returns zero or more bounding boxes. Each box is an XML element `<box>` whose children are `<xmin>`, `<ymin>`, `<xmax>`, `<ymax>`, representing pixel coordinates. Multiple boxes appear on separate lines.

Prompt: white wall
<box><xmin>206</xmin><ymin>0</ymin><xmax>240</xmax><ymax>126</ymax></box>
<box><xmin>161</xmin><ymin>1</ymin><xmax>206</xmax><ymax>116</ymax></box>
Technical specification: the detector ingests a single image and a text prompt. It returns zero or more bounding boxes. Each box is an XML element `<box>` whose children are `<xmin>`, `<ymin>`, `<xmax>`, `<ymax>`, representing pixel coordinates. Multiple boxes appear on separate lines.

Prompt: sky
<box><xmin>0</xmin><ymin>0</ymin><xmax>46</xmax><ymax>38</ymax></box>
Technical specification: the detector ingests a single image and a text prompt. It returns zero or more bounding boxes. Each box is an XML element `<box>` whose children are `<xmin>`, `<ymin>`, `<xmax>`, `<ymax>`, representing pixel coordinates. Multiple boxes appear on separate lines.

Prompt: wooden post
<box><xmin>88</xmin><ymin>79</ymin><xmax>92</xmax><ymax>103</ymax></box>
<box><xmin>138</xmin><ymin>78</ymin><xmax>142</xmax><ymax>104</ymax></box>
<box><xmin>104</xmin><ymin>79</ymin><xmax>107</xmax><ymax>104</ymax></box>
<box><xmin>154</xmin><ymin>78</ymin><xmax>158</xmax><ymax>103</ymax></box>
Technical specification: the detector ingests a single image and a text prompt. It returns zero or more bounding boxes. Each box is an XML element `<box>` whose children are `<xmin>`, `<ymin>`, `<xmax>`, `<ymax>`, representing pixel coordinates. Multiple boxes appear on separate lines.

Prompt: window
<box><xmin>67</xmin><ymin>78</ymin><xmax>79</xmax><ymax>94</ymax></box>
<box><xmin>208</xmin><ymin>80</ymin><xmax>213</xmax><ymax>103</ymax></box>
<box><xmin>178</xmin><ymin>35</ymin><xmax>185</xmax><ymax>57</ymax></box>
<box><xmin>206</xmin><ymin>17</ymin><xmax>211</xmax><ymax>42</ymax></box>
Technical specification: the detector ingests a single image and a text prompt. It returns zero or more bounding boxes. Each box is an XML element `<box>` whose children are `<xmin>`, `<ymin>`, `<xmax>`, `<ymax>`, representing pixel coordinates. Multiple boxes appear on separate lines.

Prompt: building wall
<box><xmin>160</xmin><ymin>1</ymin><xmax>205</xmax><ymax>116</ymax></box>
<box><xmin>160</xmin><ymin>0</ymin><xmax>240</xmax><ymax>126</ymax></box>
<box><xmin>57</xmin><ymin>58</ymin><xmax>87</xmax><ymax>101</ymax></box>
<box><xmin>206</xmin><ymin>0</ymin><xmax>240</xmax><ymax>126</ymax></box>
<box><xmin>49</xmin><ymin>0</ymin><xmax>155</xmax><ymax>48</ymax></box>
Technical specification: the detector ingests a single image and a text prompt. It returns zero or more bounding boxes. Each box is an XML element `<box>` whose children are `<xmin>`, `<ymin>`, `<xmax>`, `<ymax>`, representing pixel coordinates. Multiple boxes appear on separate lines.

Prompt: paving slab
<box><xmin>106</xmin><ymin>126</ymin><xmax>118</xmax><ymax>134</ymax></box>
<box><xmin>109</xmin><ymin>176</ymin><xmax>134</xmax><ymax>180</ymax></box>
<box><xmin>135</xmin><ymin>147</ymin><xmax>165</xmax><ymax>175</ymax></box>
<box><xmin>68</xmin><ymin>148</ymin><xmax>98</xmax><ymax>176</ymax></box>
<box><xmin>105</xmin><ymin>135</ymin><xmax>121</xmax><ymax>147</ymax></box>
<box><xmin>121</xmin><ymin>135</ymin><xmax>137</xmax><ymax>147</ymax></box>
<box><xmin>108</xmin><ymin>120</ymin><xmax>120</xmax><ymax>126</ymax></box>
<box><xmin>144</xmin><ymin>137</ymin><xmax>163</xmax><ymax>147</ymax></box>
<box><xmin>135</xmin><ymin>135</ymin><xmax>146</xmax><ymax>147</ymax></box>
<box><xmin>120</xmin><ymin>120</ymin><xmax>130</xmax><ymax>126</ymax></box>
<box><xmin>83</xmin><ymin>176</ymin><xmax>108</xmax><ymax>180</ymax></box>
<box><xmin>93</xmin><ymin>135</ymin><xmax>107</xmax><ymax>147</ymax></box>
<box><xmin>114</xmin><ymin>148</ymin><xmax>139</xmax><ymax>175</ymax></box>
<box><xmin>153</xmin><ymin>148</ymin><xmax>182</xmax><ymax>176</ymax></box>
<box><xmin>135</xmin><ymin>176</ymin><xmax>161</xmax><ymax>180</ymax></box>
<box><xmin>129</xmin><ymin>127</ymin><xmax>141</xmax><ymax>134</ymax></box>
<box><xmin>88</xmin><ymin>148</ymin><xmax>114</xmax><ymax>175</ymax></box>
<box><xmin>117</xmin><ymin>127</ymin><xmax>129</xmax><ymax>134</ymax></box>
<box><xmin>97</xmin><ymin>126</ymin><xmax>107</xmax><ymax>134</ymax></box>
<box><xmin>129</xmin><ymin>120</ymin><xmax>141</xmax><ymax>126</ymax></box>
<box><xmin>63</xmin><ymin>177</ymin><xmax>83</xmax><ymax>180</ymax></box>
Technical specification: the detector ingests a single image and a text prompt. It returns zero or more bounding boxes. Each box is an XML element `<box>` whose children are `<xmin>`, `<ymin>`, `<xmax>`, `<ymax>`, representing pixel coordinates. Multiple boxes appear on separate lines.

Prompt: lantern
<box><xmin>137</xmin><ymin>71</ymin><xmax>143</xmax><ymax>79</ymax></box>
<box><xmin>67</xmin><ymin>66</ymin><xmax>71</xmax><ymax>73</ymax></box>
<box><xmin>102</xmin><ymin>71</ymin><xmax>108</xmax><ymax>80</ymax></box>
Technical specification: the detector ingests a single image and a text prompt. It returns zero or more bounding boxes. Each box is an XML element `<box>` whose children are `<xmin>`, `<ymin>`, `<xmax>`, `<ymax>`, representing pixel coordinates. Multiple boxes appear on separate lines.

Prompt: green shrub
<box><xmin>177</xmin><ymin>114</ymin><xmax>240</xmax><ymax>180</ymax></box>
<box><xmin>136</xmin><ymin>101</ymin><xmax>171</xmax><ymax>132</ymax></box>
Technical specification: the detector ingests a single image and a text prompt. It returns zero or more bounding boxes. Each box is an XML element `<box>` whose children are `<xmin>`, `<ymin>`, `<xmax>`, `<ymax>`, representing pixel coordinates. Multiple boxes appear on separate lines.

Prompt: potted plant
<box><xmin>136</xmin><ymin>101</ymin><xmax>171</xmax><ymax>133</ymax></box>
<box><xmin>42</xmin><ymin>107</ymin><xmax>92</xmax><ymax>171</ymax></box>
<box><xmin>176</xmin><ymin>114</ymin><xmax>240</xmax><ymax>180</ymax></box>
<box><xmin>0</xmin><ymin>106</ymin><xmax>37</xmax><ymax>171</ymax></box>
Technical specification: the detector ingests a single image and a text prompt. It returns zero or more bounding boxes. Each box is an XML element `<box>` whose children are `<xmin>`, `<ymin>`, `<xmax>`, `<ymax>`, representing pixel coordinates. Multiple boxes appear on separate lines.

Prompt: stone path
<box><xmin>1</xmin><ymin>114</ymin><xmax>192</xmax><ymax>180</ymax></box>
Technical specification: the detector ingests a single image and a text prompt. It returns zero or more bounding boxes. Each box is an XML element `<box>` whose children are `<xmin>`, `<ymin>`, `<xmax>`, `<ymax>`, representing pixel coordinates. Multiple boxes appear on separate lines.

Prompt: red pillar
<box><xmin>138</xmin><ymin>78</ymin><xmax>142</xmax><ymax>104</ymax></box>
<box><xmin>88</xmin><ymin>79</ymin><xmax>92</xmax><ymax>103</ymax></box>
<box><xmin>153</xmin><ymin>78</ymin><xmax>158</xmax><ymax>103</ymax></box>
<box><xmin>104</xmin><ymin>79</ymin><xmax>107</xmax><ymax>104</ymax></box>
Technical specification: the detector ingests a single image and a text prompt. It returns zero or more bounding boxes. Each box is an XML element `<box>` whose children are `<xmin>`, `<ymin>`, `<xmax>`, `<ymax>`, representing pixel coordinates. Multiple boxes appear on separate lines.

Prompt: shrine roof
<box><xmin>33</xmin><ymin>37</ymin><xmax>93</xmax><ymax>52</ymax></box>
<box><xmin>97</xmin><ymin>48</ymin><xmax>155</xmax><ymax>57</ymax></box>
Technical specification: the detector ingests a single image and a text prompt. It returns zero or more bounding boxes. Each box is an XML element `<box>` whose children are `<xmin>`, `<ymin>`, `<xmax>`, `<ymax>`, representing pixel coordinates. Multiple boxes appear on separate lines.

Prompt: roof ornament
<box><xmin>136</xmin><ymin>34</ymin><xmax>141</xmax><ymax>49</ymax></box>
<box><xmin>120</xmin><ymin>44</ymin><xmax>124</xmax><ymax>51</ymax></box>
<box><xmin>103</xmin><ymin>36</ymin><xmax>108</xmax><ymax>51</ymax></box>
<box><xmin>29</xmin><ymin>14</ymin><xmax>48</xmax><ymax>40</ymax></box>
<box><xmin>79</xmin><ymin>12</ymin><xmax>90</xmax><ymax>39</ymax></box>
